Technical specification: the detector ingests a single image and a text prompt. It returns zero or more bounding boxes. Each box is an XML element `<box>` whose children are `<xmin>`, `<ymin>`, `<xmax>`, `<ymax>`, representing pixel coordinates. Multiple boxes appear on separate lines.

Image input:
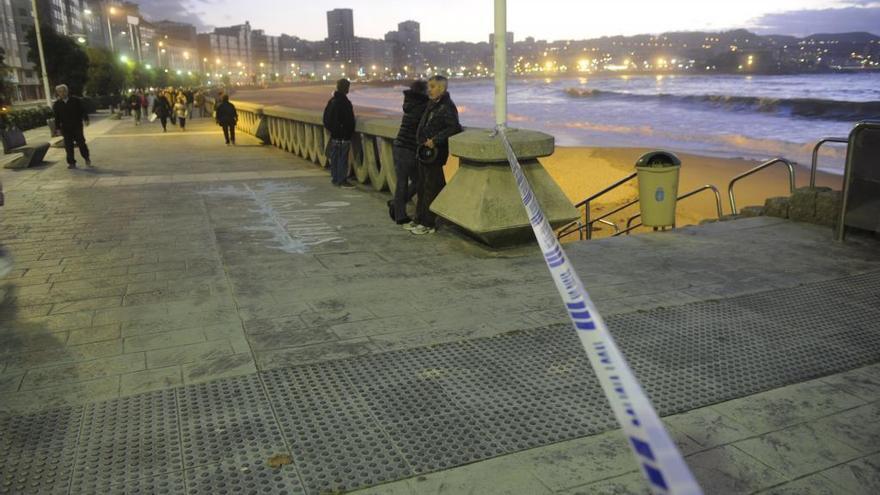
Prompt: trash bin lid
<box><xmin>636</xmin><ymin>150</ymin><xmax>682</xmax><ymax>168</ymax></box>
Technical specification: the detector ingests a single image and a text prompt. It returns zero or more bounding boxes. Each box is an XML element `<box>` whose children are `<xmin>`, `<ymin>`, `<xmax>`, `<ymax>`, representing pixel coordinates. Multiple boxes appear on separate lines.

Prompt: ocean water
<box><xmin>349</xmin><ymin>73</ymin><xmax>880</xmax><ymax>173</ymax></box>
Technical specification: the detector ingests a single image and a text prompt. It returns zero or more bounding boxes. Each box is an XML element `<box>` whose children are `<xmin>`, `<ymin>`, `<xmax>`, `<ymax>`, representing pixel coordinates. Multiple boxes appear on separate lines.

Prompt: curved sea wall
<box><xmin>231</xmin><ymin>100</ymin><xmax>404</xmax><ymax>194</ymax></box>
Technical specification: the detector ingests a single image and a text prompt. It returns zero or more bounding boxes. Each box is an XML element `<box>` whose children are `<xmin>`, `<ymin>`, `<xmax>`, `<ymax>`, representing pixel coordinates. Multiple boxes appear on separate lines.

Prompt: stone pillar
<box><xmin>430</xmin><ymin>128</ymin><xmax>579</xmax><ymax>247</ymax></box>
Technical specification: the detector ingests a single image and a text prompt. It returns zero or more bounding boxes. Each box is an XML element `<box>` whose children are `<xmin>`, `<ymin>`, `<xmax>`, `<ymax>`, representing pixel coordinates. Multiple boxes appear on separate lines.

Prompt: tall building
<box><xmin>35</xmin><ymin>0</ymin><xmax>86</xmax><ymax>37</ymax></box>
<box><xmin>395</xmin><ymin>20</ymin><xmax>421</xmax><ymax>72</ymax></box>
<box><xmin>198</xmin><ymin>21</ymin><xmax>280</xmax><ymax>82</ymax></box>
<box><xmin>326</xmin><ymin>8</ymin><xmax>355</xmax><ymax>63</ymax></box>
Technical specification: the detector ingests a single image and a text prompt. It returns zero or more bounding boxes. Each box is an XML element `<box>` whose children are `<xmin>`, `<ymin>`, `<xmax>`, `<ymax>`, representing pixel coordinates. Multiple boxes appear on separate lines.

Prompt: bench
<box><xmin>1</xmin><ymin>128</ymin><xmax>50</xmax><ymax>169</ymax></box>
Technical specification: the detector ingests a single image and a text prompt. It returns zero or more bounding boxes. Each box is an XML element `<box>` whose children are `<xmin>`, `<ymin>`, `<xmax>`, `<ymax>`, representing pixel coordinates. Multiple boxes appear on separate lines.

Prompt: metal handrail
<box><xmin>557</xmin><ymin>172</ymin><xmax>637</xmax><ymax>240</ymax></box>
<box><xmin>727</xmin><ymin>157</ymin><xmax>795</xmax><ymax>215</ymax></box>
<box><xmin>810</xmin><ymin>137</ymin><xmax>848</xmax><ymax>188</ymax></box>
<box><xmin>619</xmin><ymin>184</ymin><xmax>724</xmax><ymax>235</ymax></box>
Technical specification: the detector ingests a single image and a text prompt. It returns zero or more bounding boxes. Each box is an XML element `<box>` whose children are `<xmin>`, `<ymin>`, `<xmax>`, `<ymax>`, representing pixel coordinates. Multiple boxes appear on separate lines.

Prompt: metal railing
<box><xmin>810</xmin><ymin>137</ymin><xmax>848</xmax><ymax>188</ymax></box>
<box><xmin>619</xmin><ymin>184</ymin><xmax>724</xmax><ymax>236</ymax></box>
<box><xmin>557</xmin><ymin>172</ymin><xmax>637</xmax><ymax>240</ymax></box>
<box><xmin>727</xmin><ymin>157</ymin><xmax>796</xmax><ymax>215</ymax></box>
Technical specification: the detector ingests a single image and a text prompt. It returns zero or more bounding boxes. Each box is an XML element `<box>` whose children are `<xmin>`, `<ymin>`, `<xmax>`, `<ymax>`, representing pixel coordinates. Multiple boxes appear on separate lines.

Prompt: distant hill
<box><xmin>803</xmin><ymin>32</ymin><xmax>880</xmax><ymax>43</ymax></box>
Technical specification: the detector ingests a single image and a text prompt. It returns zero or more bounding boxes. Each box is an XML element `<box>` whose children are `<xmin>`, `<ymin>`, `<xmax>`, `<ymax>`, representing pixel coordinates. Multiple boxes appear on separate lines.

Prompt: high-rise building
<box><xmin>326</xmin><ymin>8</ymin><xmax>355</xmax><ymax>63</ymax></box>
<box><xmin>35</xmin><ymin>0</ymin><xmax>86</xmax><ymax>37</ymax></box>
<box><xmin>198</xmin><ymin>21</ymin><xmax>280</xmax><ymax>82</ymax></box>
<box><xmin>395</xmin><ymin>20</ymin><xmax>421</xmax><ymax>72</ymax></box>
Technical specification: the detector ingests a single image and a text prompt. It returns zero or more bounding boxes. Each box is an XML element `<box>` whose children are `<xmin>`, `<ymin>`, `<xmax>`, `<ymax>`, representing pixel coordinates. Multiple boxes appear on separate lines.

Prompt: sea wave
<box><xmin>564</xmin><ymin>88</ymin><xmax>880</xmax><ymax>121</ymax></box>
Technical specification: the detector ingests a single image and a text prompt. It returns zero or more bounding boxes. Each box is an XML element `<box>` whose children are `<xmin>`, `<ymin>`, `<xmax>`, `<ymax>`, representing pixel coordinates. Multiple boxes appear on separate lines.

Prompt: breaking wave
<box><xmin>564</xmin><ymin>88</ymin><xmax>880</xmax><ymax>121</ymax></box>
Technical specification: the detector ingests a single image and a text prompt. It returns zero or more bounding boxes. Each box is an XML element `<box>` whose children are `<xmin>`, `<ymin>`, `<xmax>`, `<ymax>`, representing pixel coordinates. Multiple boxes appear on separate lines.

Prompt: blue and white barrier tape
<box><xmin>497</xmin><ymin>128</ymin><xmax>702</xmax><ymax>495</ymax></box>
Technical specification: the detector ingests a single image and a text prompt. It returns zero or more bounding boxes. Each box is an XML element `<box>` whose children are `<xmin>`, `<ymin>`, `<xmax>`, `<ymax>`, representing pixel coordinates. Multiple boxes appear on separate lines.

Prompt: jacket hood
<box><xmin>402</xmin><ymin>90</ymin><xmax>429</xmax><ymax>112</ymax></box>
<box><xmin>333</xmin><ymin>91</ymin><xmax>350</xmax><ymax>100</ymax></box>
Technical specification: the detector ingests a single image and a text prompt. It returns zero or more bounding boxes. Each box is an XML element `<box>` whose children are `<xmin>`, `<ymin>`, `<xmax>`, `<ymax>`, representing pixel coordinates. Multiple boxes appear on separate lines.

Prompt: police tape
<box><xmin>497</xmin><ymin>128</ymin><xmax>702</xmax><ymax>495</ymax></box>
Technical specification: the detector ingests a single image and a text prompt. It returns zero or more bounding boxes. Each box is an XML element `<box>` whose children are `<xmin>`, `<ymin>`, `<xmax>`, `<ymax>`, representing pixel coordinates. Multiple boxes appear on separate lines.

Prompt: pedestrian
<box><xmin>195</xmin><ymin>90</ymin><xmax>206</xmax><ymax>118</ymax></box>
<box><xmin>185</xmin><ymin>87</ymin><xmax>194</xmax><ymax>118</ymax></box>
<box><xmin>390</xmin><ymin>79</ymin><xmax>429</xmax><ymax>226</ymax></box>
<box><xmin>410</xmin><ymin>75</ymin><xmax>462</xmax><ymax>235</ymax></box>
<box><xmin>153</xmin><ymin>91</ymin><xmax>171</xmax><ymax>132</ymax></box>
<box><xmin>52</xmin><ymin>84</ymin><xmax>91</xmax><ymax>169</ymax></box>
<box><xmin>140</xmin><ymin>91</ymin><xmax>149</xmax><ymax>121</ymax></box>
<box><xmin>214</xmin><ymin>95</ymin><xmax>238</xmax><ymax>145</ymax></box>
<box><xmin>130</xmin><ymin>90</ymin><xmax>142</xmax><ymax>125</ymax></box>
<box><xmin>174</xmin><ymin>95</ymin><xmax>188</xmax><ymax>131</ymax></box>
<box><xmin>321</xmin><ymin>78</ymin><xmax>356</xmax><ymax>188</ymax></box>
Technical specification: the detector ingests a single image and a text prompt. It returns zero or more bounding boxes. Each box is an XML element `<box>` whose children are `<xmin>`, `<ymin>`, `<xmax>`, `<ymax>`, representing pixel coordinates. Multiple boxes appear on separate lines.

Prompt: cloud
<box><xmin>750</xmin><ymin>6</ymin><xmax>880</xmax><ymax>36</ymax></box>
<box><xmin>136</xmin><ymin>0</ymin><xmax>214</xmax><ymax>31</ymax></box>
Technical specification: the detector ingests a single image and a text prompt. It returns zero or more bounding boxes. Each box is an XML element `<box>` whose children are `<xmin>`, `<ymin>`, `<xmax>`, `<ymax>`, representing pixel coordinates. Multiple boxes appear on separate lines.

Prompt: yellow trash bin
<box><xmin>636</xmin><ymin>151</ymin><xmax>682</xmax><ymax>228</ymax></box>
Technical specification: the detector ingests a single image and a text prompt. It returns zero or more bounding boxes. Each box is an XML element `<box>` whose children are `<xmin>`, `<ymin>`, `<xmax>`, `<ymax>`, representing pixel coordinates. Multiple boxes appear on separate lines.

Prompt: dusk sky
<box><xmin>140</xmin><ymin>0</ymin><xmax>880</xmax><ymax>40</ymax></box>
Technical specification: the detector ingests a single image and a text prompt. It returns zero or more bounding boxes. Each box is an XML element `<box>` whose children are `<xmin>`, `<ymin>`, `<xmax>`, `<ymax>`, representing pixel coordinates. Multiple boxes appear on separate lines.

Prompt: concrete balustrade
<box><xmin>230</xmin><ymin>99</ymin><xmax>578</xmax><ymax>246</ymax></box>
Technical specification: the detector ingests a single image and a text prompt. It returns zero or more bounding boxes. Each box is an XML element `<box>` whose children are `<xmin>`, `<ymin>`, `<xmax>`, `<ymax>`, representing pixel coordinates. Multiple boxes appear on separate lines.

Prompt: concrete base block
<box><xmin>764</xmin><ymin>197</ymin><xmax>790</xmax><ymax>218</ymax></box>
<box><xmin>430</xmin><ymin>158</ymin><xmax>579</xmax><ymax>247</ymax></box>
<box><xmin>739</xmin><ymin>206</ymin><xmax>765</xmax><ymax>218</ymax></box>
<box><xmin>815</xmin><ymin>189</ymin><xmax>842</xmax><ymax>227</ymax></box>
<box><xmin>789</xmin><ymin>187</ymin><xmax>830</xmax><ymax>223</ymax></box>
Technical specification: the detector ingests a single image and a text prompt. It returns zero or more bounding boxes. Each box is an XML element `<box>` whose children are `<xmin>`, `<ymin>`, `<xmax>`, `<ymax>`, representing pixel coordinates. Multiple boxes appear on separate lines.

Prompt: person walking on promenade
<box><xmin>174</xmin><ymin>95</ymin><xmax>188</xmax><ymax>131</ymax></box>
<box><xmin>215</xmin><ymin>95</ymin><xmax>238</xmax><ymax>145</ymax></box>
<box><xmin>185</xmin><ymin>87</ymin><xmax>195</xmax><ymax>118</ymax></box>
<box><xmin>195</xmin><ymin>90</ymin><xmax>207</xmax><ymax>118</ymax></box>
<box><xmin>153</xmin><ymin>91</ymin><xmax>171</xmax><ymax>132</ymax></box>
<box><xmin>140</xmin><ymin>91</ymin><xmax>149</xmax><ymax>122</ymax></box>
<box><xmin>130</xmin><ymin>90</ymin><xmax>143</xmax><ymax>125</ymax></box>
<box><xmin>410</xmin><ymin>76</ymin><xmax>462</xmax><ymax>235</ymax></box>
<box><xmin>390</xmin><ymin>80</ymin><xmax>429</xmax><ymax>226</ymax></box>
<box><xmin>52</xmin><ymin>84</ymin><xmax>91</xmax><ymax>169</ymax></box>
<box><xmin>322</xmin><ymin>78</ymin><xmax>356</xmax><ymax>188</ymax></box>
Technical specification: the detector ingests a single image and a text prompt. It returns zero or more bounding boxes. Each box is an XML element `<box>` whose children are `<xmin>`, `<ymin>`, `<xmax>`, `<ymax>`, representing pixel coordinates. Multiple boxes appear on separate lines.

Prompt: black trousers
<box><xmin>62</xmin><ymin>128</ymin><xmax>90</xmax><ymax>165</ymax></box>
<box><xmin>222</xmin><ymin>125</ymin><xmax>235</xmax><ymax>143</ymax></box>
<box><xmin>392</xmin><ymin>145</ymin><xmax>417</xmax><ymax>222</ymax></box>
<box><xmin>415</xmin><ymin>162</ymin><xmax>446</xmax><ymax>228</ymax></box>
<box><xmin>159</xmin><ymin>116</ymin><xmax>168</xmax><ymax>131</ymax></box>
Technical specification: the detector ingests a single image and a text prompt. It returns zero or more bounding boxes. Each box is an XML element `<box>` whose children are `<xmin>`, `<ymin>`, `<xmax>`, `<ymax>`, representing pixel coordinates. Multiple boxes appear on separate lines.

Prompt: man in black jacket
<box><xmin>390</xmin><ymin>80</ymin><xmax>429</xmax><ymax>225</ymax></box>
<box><xmin>411</xmin><ymin>76</ymin><xmax>462</xmax><ymax>235</ymax></box>
<box><xmin>214</xmin><ymin>95</ymin><xmax>238</xmax><ymax>145</ymax></box>
<box><xmin>322</xmin><ymin>79</ymin><xmax>356</xmax><ymax>188</ymax></box>
<box><xmin>52</xmin><ymin>84</ymin><xmax>91</xmax><ymax>169</ymax></box>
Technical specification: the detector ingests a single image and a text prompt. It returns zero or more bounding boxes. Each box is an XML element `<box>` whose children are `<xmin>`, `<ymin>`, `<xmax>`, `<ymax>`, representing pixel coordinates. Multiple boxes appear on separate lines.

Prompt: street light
<box><xmin>29</xmin><ymin>0</ymin><xmax>51</xmax><ymax>105</ymax></box>
<box><xmin>106</xmin><ymin>5</ymin><xmax>119</xmax><ymax>52</ymax></box>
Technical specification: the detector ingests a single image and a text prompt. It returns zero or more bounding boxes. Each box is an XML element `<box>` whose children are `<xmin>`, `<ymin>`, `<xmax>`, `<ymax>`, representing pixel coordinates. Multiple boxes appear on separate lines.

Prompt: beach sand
<box><xmin>234</xmin><ymin>84</ymin><xmax>843</xmax><ymax>238</ymax></box>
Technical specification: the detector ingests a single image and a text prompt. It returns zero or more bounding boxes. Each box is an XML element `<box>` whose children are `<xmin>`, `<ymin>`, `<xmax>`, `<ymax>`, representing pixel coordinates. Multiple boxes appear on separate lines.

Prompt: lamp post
<box><xmin>106</xmin><ymin>5</ymin><xmax>117</xmax><ymax>51</ymax></box>
<box><xmin>493</xmin><ymin>0</ymin><xmax>507</xmax><ymax>128</ymax></box>
<box><xmin>30</xmin><ymin>0</ymin><xmax>52</xmax><ymax>106</ymax></box>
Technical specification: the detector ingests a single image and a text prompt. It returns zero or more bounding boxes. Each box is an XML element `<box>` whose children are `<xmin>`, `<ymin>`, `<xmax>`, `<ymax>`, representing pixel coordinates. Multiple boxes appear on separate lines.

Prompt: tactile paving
<box><xmin>176</xmin><ymin>374</ymin><xmax>287</xmax><ymax>469</ymax></box>
<box><xmin>185</xmin><ymin>459</ymin><xmax>305</xmax><ymax>495</ymax></box>
<box><xmin>0</xmin><ymin>407</ymin><xmax>81</xmax><ymax>494</ymax></box>
<box><xmin>71</xmin><ymin>390</ymin><xmax>181</xmax><ymax>494</ymax></box>
<box><xmin>2</xmin><ymin>271</ymin><xmax>880</xmax><ymax>494</ymax></box>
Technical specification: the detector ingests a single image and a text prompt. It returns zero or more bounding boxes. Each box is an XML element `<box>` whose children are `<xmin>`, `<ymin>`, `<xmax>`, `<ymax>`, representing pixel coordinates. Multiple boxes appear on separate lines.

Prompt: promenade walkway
<box><xmin>1</xmin><ymin>116</ymin><xmax>878</xmax><ymax>494</ymax></box>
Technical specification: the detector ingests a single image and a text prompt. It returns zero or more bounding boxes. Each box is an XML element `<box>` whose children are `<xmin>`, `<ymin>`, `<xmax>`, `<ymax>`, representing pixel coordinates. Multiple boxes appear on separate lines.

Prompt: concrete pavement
<box><xmin>1</xmin><ymin>115</ymin><xmax>879</xmax><ymax>494</ymax></box>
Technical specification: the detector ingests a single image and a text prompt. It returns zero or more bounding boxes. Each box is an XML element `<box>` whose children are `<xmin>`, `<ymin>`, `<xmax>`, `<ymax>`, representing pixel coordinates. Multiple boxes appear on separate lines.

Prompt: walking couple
<box><xmin>322</xmin><ymin>76</ymin><xmax>462</xmax><ymax>235</ymax></box>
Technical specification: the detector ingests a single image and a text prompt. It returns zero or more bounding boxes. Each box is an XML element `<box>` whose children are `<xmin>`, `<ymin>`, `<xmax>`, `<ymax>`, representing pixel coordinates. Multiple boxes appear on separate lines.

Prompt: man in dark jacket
<box><xmin>52</xmin><ymin>84</ymin><xmax>91</xmax><ymax>169</ymax></box>
<box><xmin>215</xmin><ymin>95</ymin><xmax>238</xmax><ymax>145</ymax></box>
<box><xmin>322</xmin><ymin>78</ymin><xmax>356</xmax><ymax>188</ymax></box>
<box><xmin>411</xmin><ymin>76</ymin><xmax>462</xmax><ymax>235</ymax></box>
<box><xmin>390</xmin><ymin>80</ymin><xmax>429</xmax><ymax>225</ymax></box>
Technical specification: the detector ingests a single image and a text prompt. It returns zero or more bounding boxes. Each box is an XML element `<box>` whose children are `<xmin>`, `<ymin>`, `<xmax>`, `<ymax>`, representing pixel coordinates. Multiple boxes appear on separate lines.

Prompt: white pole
<box><xmin>30</xmin><ymin>0</ymin><xmax>52</xmax><ymax>106</ymax></box>
<box><xmin>493</xmin><ymin>0</ymin><xmax>507</xmax><ymax>128</ymax></box>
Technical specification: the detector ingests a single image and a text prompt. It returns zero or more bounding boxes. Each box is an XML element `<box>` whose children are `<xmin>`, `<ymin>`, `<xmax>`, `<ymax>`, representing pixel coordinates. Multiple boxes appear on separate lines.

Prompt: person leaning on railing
<box><xmin>409</xmin><ymin>75</ymin><xmax>463</xmax><ymax>236</ymax></box>
<box><xmin>322</xmin><ymin>79</ymin><xmax>357</xmax><ymax>189</ymax></box>
<box><xmin>389</xmin><ymin>79</ymin><xmax>430</xmax><ymax>227</ymax></box>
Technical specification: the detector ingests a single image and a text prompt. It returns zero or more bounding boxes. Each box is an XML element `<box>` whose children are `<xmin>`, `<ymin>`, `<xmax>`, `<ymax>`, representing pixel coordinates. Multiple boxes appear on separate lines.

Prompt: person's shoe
<box><xmin>67</xmin><ymin>163</ymin><xmax>76</xmax><ymax>169</ymax></box>
<box><xmin>387</xmin><ymin>200</ymin><xmax>395</xmax><ymax>221</ymax></box>
<box><xmin>339</xmin><ymin>181</ymin><xmax>356</xmax><ymax>189</ymax></box>
<box><xmin>85</xmin><ymin>159</ymin><xmax>92</xmax><ymax>167</ymax></box>
<box><xmin>0</xmin><ymin>248</ymin><xmax>13</xmax><ymax>279</ymax></box>
<box><xmin>396</xmin><ymin>217</ymin><xmax>413</xmax><ymax>225</ymax></box>
<box><xmin>402</xmin><ymin>221</ymin><xmax>419</xmax><ymax>231</ymax></box>
<box><xmin>410</xmin><ymin>225</ymin><xmax>436</xmax><ymax>235</ymax></box>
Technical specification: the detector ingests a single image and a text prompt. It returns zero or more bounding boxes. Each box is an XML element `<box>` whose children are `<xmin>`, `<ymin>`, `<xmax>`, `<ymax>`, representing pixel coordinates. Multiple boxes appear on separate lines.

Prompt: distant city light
<box><xmin>119</xmin><ymin>55</ymin><xmax>129</xmax><ymax>63</ymax></box>
<box><xmin>145</xmin><ymin>64</ymin><xmax>152</xmax><ymax>69</ymax></box>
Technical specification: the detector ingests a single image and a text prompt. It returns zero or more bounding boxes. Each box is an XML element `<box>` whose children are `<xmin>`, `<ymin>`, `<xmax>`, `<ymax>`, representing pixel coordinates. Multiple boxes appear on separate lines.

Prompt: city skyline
<box><xmin>139</xmin><ymin>0</ymin><xmax>880</xmax><ymax>41</ymax></box>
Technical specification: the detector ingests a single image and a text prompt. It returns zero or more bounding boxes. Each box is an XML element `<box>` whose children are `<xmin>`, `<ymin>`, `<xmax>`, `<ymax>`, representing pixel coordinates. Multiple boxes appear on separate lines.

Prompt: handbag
<box><xmin>417</xmin><ymin>143</ymin><xmax>444</xmax><ymax>166</ymax></box>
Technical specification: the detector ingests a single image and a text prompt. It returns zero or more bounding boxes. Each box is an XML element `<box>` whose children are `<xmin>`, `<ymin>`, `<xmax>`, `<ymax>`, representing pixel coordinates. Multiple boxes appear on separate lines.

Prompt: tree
<box><xmin>0</xmin><ymin>47</ymin><xmax>13</xmax><ymax>105</ymax></box>
<box><xmin>85</xmin><ymin>48</ymin><xmax>125</xmax><ymax>96</ymax></box>
<box><xmin>26</xmin><ymin>24</ymin><xmax>89</xmax><ymax>95</ymax></box>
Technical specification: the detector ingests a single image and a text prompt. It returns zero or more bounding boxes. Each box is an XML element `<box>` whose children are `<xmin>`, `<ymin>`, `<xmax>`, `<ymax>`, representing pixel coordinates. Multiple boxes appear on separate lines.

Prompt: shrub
<box><xmin>0</xmin><ymin>106</ymin><xmax>54</xmax><ymax>131</ymax></box>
